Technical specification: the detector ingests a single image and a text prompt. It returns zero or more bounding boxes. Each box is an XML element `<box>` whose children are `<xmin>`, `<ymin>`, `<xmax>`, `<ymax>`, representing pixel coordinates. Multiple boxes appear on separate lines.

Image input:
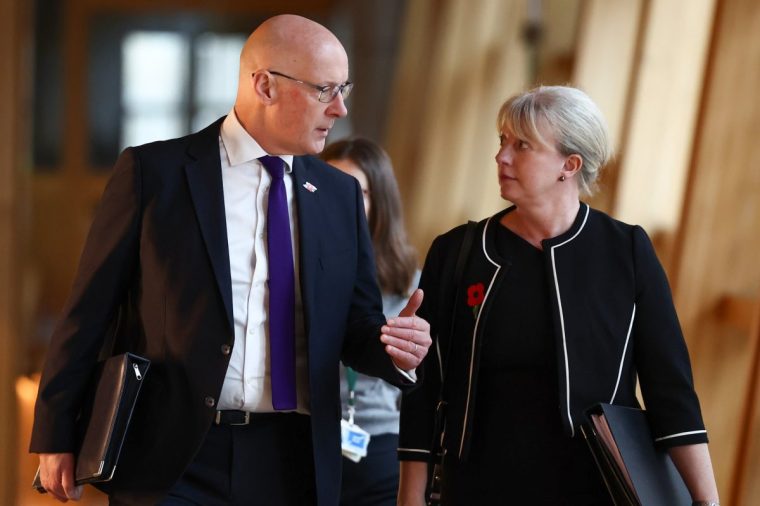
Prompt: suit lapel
<box><xmin>184</xmin><ymin>119</ymin><xmax>234</xmax><ymax>331</ymax></box>
<box><xmin>292</xmin><ymin>156</ymin><xmax>323</xmax><ymax>335</ymax></box>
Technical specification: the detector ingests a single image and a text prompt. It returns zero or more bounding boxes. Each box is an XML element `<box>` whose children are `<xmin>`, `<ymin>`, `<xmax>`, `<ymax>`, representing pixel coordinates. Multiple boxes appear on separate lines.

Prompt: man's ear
<box><xmin>252</xmin><ymin>71</ymin><xmax>276</xmax><ymax>104</ymax></box>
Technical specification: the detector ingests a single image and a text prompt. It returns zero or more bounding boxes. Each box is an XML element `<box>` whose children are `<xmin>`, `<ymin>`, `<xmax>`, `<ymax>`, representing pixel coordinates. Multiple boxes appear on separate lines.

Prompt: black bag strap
<box><xmin>438</xmin><ymin>219</ymin><xmax>478</xmax><ymax>392</ymax></box>
<box><xmin>426</xmin><ymin>221</ymin><xmax>477</xmax><ymax>505</ymax></box>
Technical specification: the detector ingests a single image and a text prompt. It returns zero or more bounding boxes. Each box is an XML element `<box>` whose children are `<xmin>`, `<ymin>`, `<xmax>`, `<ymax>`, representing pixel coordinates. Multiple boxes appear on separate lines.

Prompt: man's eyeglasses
<box><xmin>266</xmin><ymin>70</ymin><xmax>353</xmax><ymax>103</ymax></box>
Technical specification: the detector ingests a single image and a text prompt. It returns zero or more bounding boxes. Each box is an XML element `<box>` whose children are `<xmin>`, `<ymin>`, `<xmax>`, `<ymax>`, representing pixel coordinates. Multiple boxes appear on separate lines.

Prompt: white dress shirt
<box><xmin>217</xmin><ymin>109</ymin><xmax>310</xmax><ymax>414</ymax></box>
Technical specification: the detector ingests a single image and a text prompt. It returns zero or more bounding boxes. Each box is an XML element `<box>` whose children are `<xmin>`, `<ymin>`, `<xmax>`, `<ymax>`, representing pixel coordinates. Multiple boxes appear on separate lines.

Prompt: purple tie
<box><xmin>259</xmin><ymin>155</ymin><xmax>297</xmax><ymax>410</ymax></box>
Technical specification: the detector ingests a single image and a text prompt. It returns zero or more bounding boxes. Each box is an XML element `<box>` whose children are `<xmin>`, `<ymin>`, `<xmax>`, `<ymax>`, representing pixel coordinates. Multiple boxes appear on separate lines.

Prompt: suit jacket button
<box><xmin>221</xmin><ymin>344</ymin><xmax>231</xmax><ymax>355</ymax></box>
<box><xmin>204</xmin><ymin>396</ymin><xmax>215</xmax><ymax>408</ymax></box>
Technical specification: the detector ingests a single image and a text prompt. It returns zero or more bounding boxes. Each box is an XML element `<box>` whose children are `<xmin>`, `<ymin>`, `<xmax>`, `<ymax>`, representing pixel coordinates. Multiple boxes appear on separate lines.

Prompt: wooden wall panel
<box><xmin>0</xmin><ymin>0</ymin><xmax>24</xmax><ymax>500</ymax></box>
<box><xmin>614</xmin><ymin>0</ymin><xmax>716</xmax><ymax>237</ymax></box>
<box><xmin>573</xmin><ymin>0</ymin><xmax>643</xmax><ymax>155</ymax></box>
<box><xmin>387</xmin><ymin>0</ymin><xmax>529</xmax><ymax>255</ymax></box>
<box><xmin>672</xmin><ymin>0</ymin><xmax>760</xmax><ymax>501</ymax></box>
<box><xmin>731</xmin><ymin>300</ymin><xmax>760</xmax><ymax>504</ymax></box>
<box><xmin>572</xmin><ymin>0</ymin><xmax>644</xmax><ymax>214</ymax></box>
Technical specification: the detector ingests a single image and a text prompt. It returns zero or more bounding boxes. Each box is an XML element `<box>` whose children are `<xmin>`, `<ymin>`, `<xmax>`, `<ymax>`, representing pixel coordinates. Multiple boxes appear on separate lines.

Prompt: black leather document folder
<box><xmin>33</xmin><ymin>352</ymin><xmax>150</xmax><ymax>491</ymax></box>
<box><xmin>581</xmin><ymin>403</ymin><xmax>691</xmax><ymax>506</ymax></box>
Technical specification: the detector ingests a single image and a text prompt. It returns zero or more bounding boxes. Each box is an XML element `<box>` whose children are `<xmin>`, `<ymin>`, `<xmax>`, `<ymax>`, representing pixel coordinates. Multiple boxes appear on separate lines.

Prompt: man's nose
<box><xmin>327</xmin><ymin>92</ymin><xmax>348</xmax><ymax>118</ymax></box>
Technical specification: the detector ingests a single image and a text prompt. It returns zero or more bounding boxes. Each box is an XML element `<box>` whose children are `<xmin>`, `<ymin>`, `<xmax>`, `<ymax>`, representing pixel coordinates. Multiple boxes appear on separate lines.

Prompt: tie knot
<box><xmin>259</xmin><ymin>155</ymin><xmax>285</xmax><ymax>180</ymax></box>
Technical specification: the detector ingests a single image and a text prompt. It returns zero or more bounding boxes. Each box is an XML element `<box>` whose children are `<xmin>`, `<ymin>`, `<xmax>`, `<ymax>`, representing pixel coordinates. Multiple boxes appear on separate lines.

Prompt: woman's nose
<box><xmin>496</xmin><ymin>145</ymin><xmax>511</xmax><ymax>164</ymax></box>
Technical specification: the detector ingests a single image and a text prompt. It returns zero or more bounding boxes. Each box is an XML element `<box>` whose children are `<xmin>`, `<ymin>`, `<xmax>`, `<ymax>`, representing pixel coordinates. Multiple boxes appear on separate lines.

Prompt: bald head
<box><xmin>233</xmin><ymin>15</ymin><xmax>350</xmax><ymax>155</ymax></box>
<box><xmin>239</xmin><ymin>15</ymin><xmax>347</xmax><ymax>86</ymax></box>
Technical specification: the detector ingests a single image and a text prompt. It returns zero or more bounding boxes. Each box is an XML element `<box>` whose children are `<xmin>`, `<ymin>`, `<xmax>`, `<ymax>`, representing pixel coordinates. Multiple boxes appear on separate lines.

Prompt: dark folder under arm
<box><xmin>33</xmin><ymin>352</ymin><xmax>150</xmax><ymax>491</ymax></box>
<box><xmin>581</xmin><ymin>403</ymin><xmax>691</xmax><ymax>506</ymax></box>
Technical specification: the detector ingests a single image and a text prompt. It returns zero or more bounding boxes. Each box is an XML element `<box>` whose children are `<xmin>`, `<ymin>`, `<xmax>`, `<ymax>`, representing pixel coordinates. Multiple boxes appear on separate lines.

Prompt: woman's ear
<box><xmin>563</xmin><ymin>153</ymin><xmax>583</xmax><ymax>178</ymax></box>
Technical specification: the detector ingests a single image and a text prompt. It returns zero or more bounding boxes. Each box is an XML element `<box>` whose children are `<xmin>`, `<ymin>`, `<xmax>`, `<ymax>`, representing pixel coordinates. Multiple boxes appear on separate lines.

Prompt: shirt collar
<box><xmin>220</xmin><ymin>108</ymin><xmax>294</xmax><ymax>173</ymax></box>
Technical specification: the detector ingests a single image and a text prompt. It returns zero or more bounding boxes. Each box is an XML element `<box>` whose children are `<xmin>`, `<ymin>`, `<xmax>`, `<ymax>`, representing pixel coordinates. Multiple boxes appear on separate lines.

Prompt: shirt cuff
<box><xmin>395</xmin><ymin>365</ymin><xmax>417</xmax><ymax>383</ymax></box>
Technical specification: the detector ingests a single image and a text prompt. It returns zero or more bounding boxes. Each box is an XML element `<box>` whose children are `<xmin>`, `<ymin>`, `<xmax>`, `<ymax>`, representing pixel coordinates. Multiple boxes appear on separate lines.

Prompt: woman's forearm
<box><xmin>398</xmin><ymin>460</ymin><xmax>428</xmax><ymax>506</ymax></box>
<box><xmin>667</xmin><ymin>443</ymin><xmax>719</xmax><ymax>503</ymax></box>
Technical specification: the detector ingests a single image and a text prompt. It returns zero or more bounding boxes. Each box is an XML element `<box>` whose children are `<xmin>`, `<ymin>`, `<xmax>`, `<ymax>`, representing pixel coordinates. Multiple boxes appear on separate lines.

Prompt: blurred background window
<box><xmin>120</xmin><ymin>31</ymin><xmax>189</xmax><ymax>150</ymax></box>
<box><xmin>86</xmin><ymin>14</ymin><xmax>249</xmax><ymax>168</ymax></box>
<box><xmin>120</xmin><ymin>31</ymin><xmax>245</xmax><ymax>149</ymax></box>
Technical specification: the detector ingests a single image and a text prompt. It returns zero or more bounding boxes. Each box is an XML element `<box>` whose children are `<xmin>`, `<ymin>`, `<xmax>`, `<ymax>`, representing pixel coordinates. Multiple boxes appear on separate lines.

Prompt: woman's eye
<box><xmin>517</xmin><ymin>140</ymin><xmax>530</xmax><ymax>150</ymax></box>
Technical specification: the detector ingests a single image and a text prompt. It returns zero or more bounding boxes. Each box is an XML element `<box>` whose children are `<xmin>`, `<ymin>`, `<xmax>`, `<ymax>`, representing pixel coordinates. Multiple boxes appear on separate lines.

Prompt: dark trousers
<box><xmin>158</xmin><ymin>412</ymin><xmax>316</xmax><ymax>506</ymax></box>
<box><xmin>340</xmin><ymin>433</ymin><xmax>399</xmax><ymax>506</ymax></box>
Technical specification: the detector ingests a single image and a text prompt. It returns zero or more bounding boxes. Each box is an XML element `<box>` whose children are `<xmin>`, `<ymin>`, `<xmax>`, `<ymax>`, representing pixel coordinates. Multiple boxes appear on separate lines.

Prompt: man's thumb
<box><xmin>399</xmin><ymin>289</ymin><xmax>423</xmax><ymax>317</ymax></box>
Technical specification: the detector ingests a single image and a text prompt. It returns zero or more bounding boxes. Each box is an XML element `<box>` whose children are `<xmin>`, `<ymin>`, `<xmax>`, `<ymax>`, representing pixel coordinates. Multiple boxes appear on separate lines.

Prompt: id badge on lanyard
<box><xmin>341</xmin><ymin>367</ymin><xmax>371</xmax><ymax>462</ymax></box>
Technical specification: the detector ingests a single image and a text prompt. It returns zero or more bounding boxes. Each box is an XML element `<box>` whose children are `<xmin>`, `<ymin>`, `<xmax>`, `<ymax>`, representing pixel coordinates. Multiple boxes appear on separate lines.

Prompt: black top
<box><xmin>441</xmin><ymin>224</ymin><xmax>610</xmax><ymax>505</ymax></box>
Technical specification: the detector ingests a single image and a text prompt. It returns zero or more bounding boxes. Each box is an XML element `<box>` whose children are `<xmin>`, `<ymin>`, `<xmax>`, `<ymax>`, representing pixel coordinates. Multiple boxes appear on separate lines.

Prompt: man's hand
<box><xmin>38</xmin><ymin>453</ymin><xmax>82</xmax><ymax>502</ymax></box>
<box><xmin>380</xmin><ymin>289</ymin><xmax>431</xmax><ymax>371</ymax></box>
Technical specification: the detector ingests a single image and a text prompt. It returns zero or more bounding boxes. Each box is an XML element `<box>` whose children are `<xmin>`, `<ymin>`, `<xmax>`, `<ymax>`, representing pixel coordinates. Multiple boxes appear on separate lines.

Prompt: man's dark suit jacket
<box><xmin>30</xmin><ymin>118</ymin><xmax>409</xmax><ymax>505</ymax></box>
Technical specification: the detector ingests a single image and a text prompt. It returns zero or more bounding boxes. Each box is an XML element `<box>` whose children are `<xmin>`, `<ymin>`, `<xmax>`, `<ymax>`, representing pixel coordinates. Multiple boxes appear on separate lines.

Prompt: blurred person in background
<box><xmin>322</xmin><ymin>137</ymin><xmax>420</xmax><ymax>506</ymax></box>
<box><xmin>396</xmin><ymin>85</ymin><xmax>719</xmax><ymax>506</ymax></box>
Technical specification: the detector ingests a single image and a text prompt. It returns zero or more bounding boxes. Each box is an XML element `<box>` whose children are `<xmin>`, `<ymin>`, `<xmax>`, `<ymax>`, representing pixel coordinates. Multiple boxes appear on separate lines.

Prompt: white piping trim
<box><xmin>655</xmin><ymin>429</ymin><xmax>707</xmax><ymax>442</ymax></box>
<box><xmin>435</xmin><ymin>337</ymin><xmax>443</xmax><ymax>383</ymax></box>
<box><xmin>549</xmin><ymin>204</ymin><xmax>590</xmax><ymax>438</ymax></box>
<box><xmin>458</xmin><ymin>217</ymin><xmax>501</xmax><ymax>458</ymax></box>
<box><xmin>610</xmin><ymin>304</ymin><xmax>636</xmax><ymax>404</ymax></box>
<box><xmin>397</xmin><ymin>447</ymin><xmax>431</xmax><ymax>454</ymax></box>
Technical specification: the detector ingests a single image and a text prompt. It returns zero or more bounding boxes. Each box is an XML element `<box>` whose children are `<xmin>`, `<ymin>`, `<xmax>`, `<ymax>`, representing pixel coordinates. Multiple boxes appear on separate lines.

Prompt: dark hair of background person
<box><xmin>321</xmin><ymin>137</ymin><xmax>417</xmax><ymax>296</ymax></box>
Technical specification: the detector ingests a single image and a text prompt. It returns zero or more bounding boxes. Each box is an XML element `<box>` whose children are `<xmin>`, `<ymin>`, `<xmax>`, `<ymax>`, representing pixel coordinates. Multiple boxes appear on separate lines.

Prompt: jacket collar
<box><xmin>184</xmin><ymin>117</ymin><xmax>234</xmax><ymax>331</ymax></box>
<box><xmin>481</xmin><ymin>202</ymin><xmax>590</xmax><ymax>261</ymax></box>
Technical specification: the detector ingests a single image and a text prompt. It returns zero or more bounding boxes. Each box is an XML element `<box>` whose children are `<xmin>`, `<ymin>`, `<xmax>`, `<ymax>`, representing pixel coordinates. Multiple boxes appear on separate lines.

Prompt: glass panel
<box><xmin>192</xmin><ymin>106</ymin><xmax>230</xmax><ymax>132</ymax></box>
<box><xmin>122</xmin><ymin>31</ymin><xmax>188</xmax><ymax>106</ymax></box>
<box><xmin>193</xmin><ymin>33</ymin><xmax>245</xmax><ymax>130</ymax></box>
<box><xmin>122</xmin><ymin>113</ymin><xmax>186</xmax><ymax>148</ymax></box>
<box><xmin>121</xmin><ymin>31</ymin><xmax>189</xmax><ymax>149</ymax></box>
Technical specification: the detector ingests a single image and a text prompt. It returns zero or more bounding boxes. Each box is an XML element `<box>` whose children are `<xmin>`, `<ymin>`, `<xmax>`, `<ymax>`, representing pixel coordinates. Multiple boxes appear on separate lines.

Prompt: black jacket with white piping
<box><xmin>398</xmin><ymin>203</ymin><xmax>707</xmax><ymax>463</ymax></box>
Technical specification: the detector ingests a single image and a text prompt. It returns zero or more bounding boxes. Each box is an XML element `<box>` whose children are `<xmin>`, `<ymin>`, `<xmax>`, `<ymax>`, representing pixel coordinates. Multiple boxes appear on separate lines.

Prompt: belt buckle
<box><xmin>214</xmin><ymin>410</ymin><xmax>251</xmax><ymax>426</ymax></box>
<box><xmin>231</xmin><ymin>411</ymin><xmax>251</xmax><ymax>426</ymax></box>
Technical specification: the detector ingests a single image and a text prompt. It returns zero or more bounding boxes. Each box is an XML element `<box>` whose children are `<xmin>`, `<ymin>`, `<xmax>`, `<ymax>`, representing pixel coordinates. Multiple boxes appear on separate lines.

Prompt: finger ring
<box><xmin>412</xmin><ymin>342</ymin><xmax>418</xmax><ymax>353</ymax></box>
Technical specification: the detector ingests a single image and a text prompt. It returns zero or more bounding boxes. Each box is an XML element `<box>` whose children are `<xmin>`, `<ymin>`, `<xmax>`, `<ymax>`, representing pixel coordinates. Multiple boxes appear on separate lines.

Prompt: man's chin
<box><xmin>310</xmin><ymin>140</ymin><xmax>327</xmax><ymax>154</ymax></box>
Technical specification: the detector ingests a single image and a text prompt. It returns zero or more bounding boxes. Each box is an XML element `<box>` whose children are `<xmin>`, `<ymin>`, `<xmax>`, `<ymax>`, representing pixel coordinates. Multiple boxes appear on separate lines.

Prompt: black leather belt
<box><xmin>214</xmin><ymin>410</ymin><xmax>252</xmax><ymax>425</ymax></box>
<box><xmin>214</xmin><ymin>409</ymin><xmax>305</xmax><ymax>425</ymax></box>
<box><xmin>214</xmin><ymin>409</ymin><xmax>304</xmax><ymax>426</ymax></box>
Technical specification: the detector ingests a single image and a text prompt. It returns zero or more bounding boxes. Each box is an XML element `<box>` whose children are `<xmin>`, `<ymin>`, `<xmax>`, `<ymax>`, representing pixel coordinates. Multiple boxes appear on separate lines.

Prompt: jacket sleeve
<box><xmin>398</xmin><ymin>233</ymin><xmax>449</xmax><ymax>461</ymax></box>
<box><xmin>631</xmin><ymin>225</ymin><xmax>708</xmax><ymax>449</ymax></box>
<box><xmin>30</xmin><ymin>148</ymin><xmax>142</xmax><ymax>453</ymax></box>
<box><xmin>339</xmin><ymin>177</ymin><xmax>406</xmax><ymax>387</ymax></box>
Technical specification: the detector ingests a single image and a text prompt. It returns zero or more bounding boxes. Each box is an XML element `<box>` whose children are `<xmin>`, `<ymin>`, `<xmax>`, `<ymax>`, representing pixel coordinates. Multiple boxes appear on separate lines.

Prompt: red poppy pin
<box><xmin>466</xmin><ymin>282</ymin><xmax>485</xmax><ymax>318</ymax></box>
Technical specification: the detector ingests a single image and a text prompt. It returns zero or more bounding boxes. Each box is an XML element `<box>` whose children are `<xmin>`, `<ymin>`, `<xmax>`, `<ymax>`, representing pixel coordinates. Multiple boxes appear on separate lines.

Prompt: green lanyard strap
<box><xmin>346</xmin><ymin>366</ymin><xmax>358</xmax><ymax>424</ymax></box>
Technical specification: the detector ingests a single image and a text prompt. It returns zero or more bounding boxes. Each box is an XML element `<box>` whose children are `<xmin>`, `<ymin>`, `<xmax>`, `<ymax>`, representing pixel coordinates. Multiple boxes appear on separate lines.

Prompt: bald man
<box><xmin>30</xmin><ymin>14</ymin><xmax>430</xmax><ymax>506</ymax></box>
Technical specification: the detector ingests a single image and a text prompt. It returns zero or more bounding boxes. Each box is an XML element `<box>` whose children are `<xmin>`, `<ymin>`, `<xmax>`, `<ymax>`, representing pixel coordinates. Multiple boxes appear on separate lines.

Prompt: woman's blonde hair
<box><xmin>497</xmin><ymin>85</ymin><xmax>613</xmax><ymax>196</ymax></box>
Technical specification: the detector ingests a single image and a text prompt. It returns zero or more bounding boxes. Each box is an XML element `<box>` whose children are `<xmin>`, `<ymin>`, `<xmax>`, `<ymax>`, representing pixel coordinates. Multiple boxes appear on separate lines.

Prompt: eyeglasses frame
<box><xmin>262</xmin><ymin>70</ymin><xmax>353</xmax><ymax>103</ymax></box>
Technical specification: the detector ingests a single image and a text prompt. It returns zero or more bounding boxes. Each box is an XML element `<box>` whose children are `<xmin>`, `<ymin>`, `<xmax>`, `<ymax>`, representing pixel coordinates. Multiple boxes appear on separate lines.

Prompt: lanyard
<box><xmin>346</xmin><ymin>366</ymin><xmax>357</xmax><ymax>424</ymax></box>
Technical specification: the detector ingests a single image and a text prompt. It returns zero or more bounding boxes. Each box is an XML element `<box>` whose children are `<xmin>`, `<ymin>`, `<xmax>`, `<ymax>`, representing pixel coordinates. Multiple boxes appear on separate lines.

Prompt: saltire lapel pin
<box><xmin>303</xmin><ymin>182</ymin><xmax>318</xmax><ymax>193</ymax></box>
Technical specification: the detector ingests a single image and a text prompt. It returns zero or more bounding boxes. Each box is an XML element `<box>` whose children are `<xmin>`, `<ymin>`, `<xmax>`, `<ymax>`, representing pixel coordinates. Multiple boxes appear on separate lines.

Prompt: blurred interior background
<box><xmin>2</xmin><ymin>0</ymin><xmax>760</xmax><ymax>504</ymax></box>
